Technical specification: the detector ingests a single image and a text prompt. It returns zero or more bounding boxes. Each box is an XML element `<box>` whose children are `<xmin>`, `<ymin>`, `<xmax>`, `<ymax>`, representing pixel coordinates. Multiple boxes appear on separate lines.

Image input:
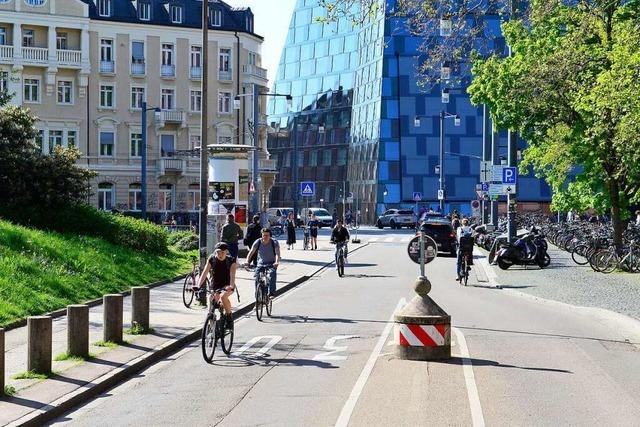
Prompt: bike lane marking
<box><xmin>231</xmin><ymin>335</ymin><xmax>283</xmax><ymax>358</ymax></box>
<box><xmin>453</xmin><ymin>327</ymin><xmax>486</xmax><ymax>427</ymax></box>
<box><xmin>313</xmin><ymin>335</ymin><xmax>359</xmax><ymax>361</ymax></box>
<box><xmin>334</xmin><ymin>297</ymin><xmax>406</xmax><ymax>427</ymax></box>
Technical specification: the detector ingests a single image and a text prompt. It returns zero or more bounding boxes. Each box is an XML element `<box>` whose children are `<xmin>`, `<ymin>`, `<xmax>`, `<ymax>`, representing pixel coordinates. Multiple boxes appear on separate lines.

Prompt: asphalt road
<box><xmin>52</xmin><ymin>229</ymin><xmax>640</xmax><ymax>427</ymax></box>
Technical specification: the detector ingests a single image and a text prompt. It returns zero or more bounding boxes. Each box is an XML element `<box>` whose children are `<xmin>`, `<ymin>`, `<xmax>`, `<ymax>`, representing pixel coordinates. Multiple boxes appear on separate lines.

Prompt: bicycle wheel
<box><xmin>219</xmin><ymin>313</ymin><xmax>234</xmax><ymax>356</ymax></box>
<box><xmin>201</xmin><ymin>313</ymin><xmax>216</xmax><ymax>363</ymax></box>
<box><xmin>255</xmin><ymin>285</ymin><xmax>264</xmax><ymax>321</ymax></box>
<box><xmin>304</xmin><ymin>234</ymin><xmax>309</xmax><ymax>250</ymax></box>
<box><xmin>462</xmin><ymin>258</ymin><xmax>469</xmax><ymax>287</ymax></box>
<box><xmin>337</xmin><ymin>254</ymin><xmax>345</xmax><ymax>277</ymax></box>
<box><xmin>571</xmin><ymin>244</ymin><xmax>589</xmax><ymax>266</ymax></box>
<box><xmin>597</xmin><ymin>249</ymin><xmax>619</xmax><ymax>274</ymax></box>
<box><xmin>272</xmin><ymin>226</ymin><xmax>283</xmax><ymax>237</ymax></box>
<box><xmin>265</xmin><ymin>291</ymin><xmax>273</xmax><ymax>317</ymax></box>
<box><xmin>182</xmin><ymin>274</ymin><xmax>195</xmax><ymax>308</ymax></box>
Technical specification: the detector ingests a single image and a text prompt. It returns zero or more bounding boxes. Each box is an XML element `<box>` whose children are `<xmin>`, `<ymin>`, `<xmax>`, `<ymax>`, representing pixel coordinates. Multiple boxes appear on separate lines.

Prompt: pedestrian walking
<box><xmin>220</xmin><ymin>214</ymin><xmax>243</xmax><ymax>259</ymax></box>
<box><xmin>244</xmin><ymin>215</ymin><xmax>262</xmax><ymax>266</ymax></box>
<box><xmin>308</xmin><ymin>214</ymin><xmax>319</xmax><ymax>250</ymax></box>
<box><xmin>286</xmin><ymin>212</ymin><xmax>297</xmax><ymax>249</ymax></box>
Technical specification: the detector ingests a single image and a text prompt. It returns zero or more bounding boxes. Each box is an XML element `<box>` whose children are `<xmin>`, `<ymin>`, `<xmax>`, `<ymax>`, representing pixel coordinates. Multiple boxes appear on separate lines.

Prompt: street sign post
<box><xmin>437</xmin><ymin>189</ymin><xmax>444</xmax><ymax>200</ymax></box>
<box><xmin>300</xmin><ymin>181</ymin><xmax>315</xmax><ymax>197</ymax></box>
<box><xmin>407</xmin><ymin>234</ymin><xmax>438</xmax><ymax>276</ymax></box>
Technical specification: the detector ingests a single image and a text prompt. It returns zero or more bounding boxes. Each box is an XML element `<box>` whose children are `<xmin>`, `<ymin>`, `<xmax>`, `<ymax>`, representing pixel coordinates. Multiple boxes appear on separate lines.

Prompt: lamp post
<box><xmin>140</xmin><ymin>101</ymin><xmax>160</xmax><ymax>221</ymax></box>
<box><xmin>198</xmin><ymin>0</ymin><xmax>209</xmax><ymax>268</ymax></box>
<box><xmin>414</xmin><ymin>112</ymin><xmax>460</xmax><ymax>213</ymax></box>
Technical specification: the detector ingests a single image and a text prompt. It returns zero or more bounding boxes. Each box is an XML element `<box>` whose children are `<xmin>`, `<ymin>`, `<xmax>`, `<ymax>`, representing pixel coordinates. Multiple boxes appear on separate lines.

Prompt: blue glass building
<box><xmin>270</xmin><ymin>0</ymin><xmax>552</xmax><ymax>223</ymax></box>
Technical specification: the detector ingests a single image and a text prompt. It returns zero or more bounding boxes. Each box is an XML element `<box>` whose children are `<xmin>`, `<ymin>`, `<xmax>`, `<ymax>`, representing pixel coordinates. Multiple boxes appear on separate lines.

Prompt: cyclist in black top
<box><xmin>330</xmin><ymin>218</ymin><xmax>350</xmax><ymax>265</ymax></box>
<box><xmin>196</xmin><ymin>242</ymin><xmax>237</xmax><ymax>327</ymax></box>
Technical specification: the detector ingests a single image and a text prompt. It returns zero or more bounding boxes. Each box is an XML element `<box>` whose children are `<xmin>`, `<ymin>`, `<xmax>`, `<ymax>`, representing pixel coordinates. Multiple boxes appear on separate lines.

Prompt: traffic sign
<box><xmin>480</xmin><ymin>161</ymin><xmax>492</xmax><ymax>182</ymax></box>
<box><xmin>407</xmin><ymin>235</ymin><xmax>438</xmax><ymax>265</ymax></box>
<box><xmin>300</xmin><ymin>181</ymin><xmax>315</xmax><ymax>197</ymax></box>
<box><xmin>488</xmin><ymin>183</ymin><xmax>504</xmax><ymax>197</ymax></box>
<box><xmin>413</xmin><ymin>192</ymin><xmax>422</xmax><ymax>202</ymax></box>
<box><xmin>481</xmin><ymin>182</ymin><xmax>490</xmax><ymax>192</ymax></box>
<box><xmin>471</xmin><ymin>200</ymin><xmax>481</xmax><ymax>217</ymax></box>
<box><xmin>249</xmin><ymin>180</ymin><xmax>255</xmax><ymax>194</ymax></box>
<box><xmin>502</xmin><ymin>167</ymin><xmax>518</xmax><ymax>184</ymax></box>
<box><xmin>503</xmin><ymin>184</ymin><xmax>516</xmax><ymax>194</ymax></box>
<box><xmin>437</xmin><ymin>189</ymin><xmax>444</xmax><ymax>200</ymax></box>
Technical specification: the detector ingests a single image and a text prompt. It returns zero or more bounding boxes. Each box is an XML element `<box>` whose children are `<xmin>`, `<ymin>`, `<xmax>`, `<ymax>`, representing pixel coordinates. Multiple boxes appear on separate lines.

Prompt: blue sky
<box><xmin>224</xmin><ymin>0</ymin><xmax>297</xmax><ymax>86</ymax></box>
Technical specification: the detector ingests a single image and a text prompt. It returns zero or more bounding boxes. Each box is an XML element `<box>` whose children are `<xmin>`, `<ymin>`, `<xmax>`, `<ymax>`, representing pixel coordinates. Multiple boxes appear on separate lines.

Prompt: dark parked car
<box><xmin>419</xmin><ymin>219</ymin><xmax>457</xmax><ymax>256</ymax></box>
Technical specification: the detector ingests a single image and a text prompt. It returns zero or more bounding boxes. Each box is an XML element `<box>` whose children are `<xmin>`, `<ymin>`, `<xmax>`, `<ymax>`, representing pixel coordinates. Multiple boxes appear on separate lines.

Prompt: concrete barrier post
<box><xmin>28</xmin><ymin>316</ymin><xmax>52</xmax><ymax>374</ymax></box>
<box><xmin>67</xmin><ymin>305</ymin><xmax>89</xmax><ymax>358</ymax></box>
<box><xmin>103</xmin><ymin>294</ymin><xmax>123</xmax><ymax>343</ymax></box>
<box><xmin>131</xmin><ymin>287</ymin><xmax>150</xmax><ymax>333</ymax></box>
<box><xmin>1</xmin><ymin>328</ymin><xmax>5</xmax><ymax>393</ymax></box>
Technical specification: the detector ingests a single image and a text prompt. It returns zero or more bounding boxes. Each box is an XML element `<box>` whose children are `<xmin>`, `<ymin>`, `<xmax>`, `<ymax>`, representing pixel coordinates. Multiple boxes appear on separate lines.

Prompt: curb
<box><xmin>2</xmin><ymin>275</ymin><xmax>188</xmax><ymax>332</ymax></box>
<box><xmin>8</xmin><ymin>243</ymin><xmax>369</xmax><ymax>426</ymax></box>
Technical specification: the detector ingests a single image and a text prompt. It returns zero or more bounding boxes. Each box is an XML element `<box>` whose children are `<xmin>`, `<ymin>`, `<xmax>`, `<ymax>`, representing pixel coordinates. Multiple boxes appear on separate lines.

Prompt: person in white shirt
<box><xmin>456</xmin><ymin>218</ymin><xmax>474</xmax><ymax>281</ymax></box>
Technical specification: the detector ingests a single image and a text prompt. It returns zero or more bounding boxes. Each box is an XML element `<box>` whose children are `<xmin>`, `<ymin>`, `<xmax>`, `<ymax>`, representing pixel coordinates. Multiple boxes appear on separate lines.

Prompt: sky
<box><xmin>224</xmin><ymin>0</ymin><xmax>298</xmax><ymax>87</ymax></box>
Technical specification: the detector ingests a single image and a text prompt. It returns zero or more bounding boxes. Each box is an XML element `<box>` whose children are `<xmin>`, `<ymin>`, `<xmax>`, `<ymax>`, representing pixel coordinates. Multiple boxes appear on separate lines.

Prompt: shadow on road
<box><xmin>437</xmin><ymin>357</ymin><xmax>573</xmax><ymax>374</ymax></box>
<box><xmin>456</xmin><ymin>325</ymin><xmax>639</xmax><ymax>345</ymax></box>
<box><xmin>262</xmin><ymin>315</ymin><xmax>388</xmax><ymax>324</ymax></box>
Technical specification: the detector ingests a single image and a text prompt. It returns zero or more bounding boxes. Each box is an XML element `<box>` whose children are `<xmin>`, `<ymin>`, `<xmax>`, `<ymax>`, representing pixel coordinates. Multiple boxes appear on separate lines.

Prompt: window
<box><xmin>158</xmin><ymin>184</ymin><xmax>173</xmax><ymax>212</ymax></box>
<box><xmin>56</xmin><ymin>32</ymin><xmax>67</xmax><ymax>50</ymax></box>
<box><xmin>1</xmin><ymin>71</ymin><xmax>9</xmax><ymax>93</ymax></box>
<box><xmin>67</xmin><ymin>130</ymin><xmax>76</xmax><ymax>147</ymax></box>
<box><xmin>130</xmin><ymin>132</ymin><xmax>142</xmax><ymax>157</ymax></box>
<box><xmin>323</xmin><ymin>149</ymin><xmax>332</xmax><ymax>166</ymax></box>
<box><xmin>160</xmin><ymin>134</ymin><xmax>175</xmax><ymax>157</ymax></box>
<box><xmin>34</xmin><ymin>129</ymin><xmax>44</xmax><ymax>152</ymax></box>
<box><xmin>246</xmin><ymin>15</ymin><xmax>253</xmax><ymax>32</ymax></box>
<box><xmin>99</xmin><ymin>131</ymin><xmax>114</xmax><ymax>156</ymax></box>
<box><xmin>161</xmin><ymin>44</ymin><xmax>175</xmax><ymax>77</ymax></box>
<box><xmin>248</xmin><ymin>52</ymin><xmax>257</xmax><ymax>66</ymax></box>
<box><xmin>337</xmin><ymin>148</ymin><xmax>347</xmax><ymax>166</ymax></box>
<box><xmin>187</xmin><ymin>184</ymin><xmax>199</xmax><ymax>212</ymax></box>
<box><xmin>131</xmin><ymin>86</ymin><xmax>145</xmax><ymax>109</ymax></box>
<box><xmin>24</xmin><ymin>78</ymin><xmax>39</xmax><ymax>102</ymax></box>
<box><xmin>310</xmin><ymin>150</ymin><xmax>318</xmax><ymax>167</ymax></box>
<box><xmin>100</xmin><ymin>39</ymin><xmax>114</xmax><ymax>72</ymax></box>
<box><xmin>98</xmin><ymin>0</ymin><xmax>111</xmax><ymax>17</ymax></box>
<box><xmin>161</xmin><ymin>88</ymin><xmax>174</xmax><ymax>110</ymax></box>
<box><xmin>189</xmin><ymin>89</ymin><xmax>201</xmax><ymax>112</ymax></box>
<box><xmin>100</xmin><ymin>84</ymin><xmax>114</xmax><ymax>108</ymax></box>
<box><xmin>22</xmin><ymin>29</ymin><xmax>34</xmax><ymax>47</ymax></box>
<box><xmin>190</xmin><ymin>46</ymin><xmax>202</xmax><ymax>67</ymax></box>
<box><xmin>138</xmin><ymin>2</ymin><xmax>151</xmax><ymax>20</ymax></box>
<box><xmin>189</xmin><ymin>134</ymin><xmax>200</xmax><ymax>150</ymax></box>
<box><xmin>48</xmin><ymin>130</ymin><xmax>63</xmax><ymax>153</ymax></box>
<box><xmin>98</xmin><ymin>183</ymin><xmax>114</xmax><ymax>210</ymax></box>
<box><xmin>210</xmin><ymin>9</ymin><xmax>222</xmax><ymax>27</ymax></box>
<box><xmin>57</xmin><ymin>81</ymin><xmax>73</xmax><ymax>104</ymax></box>
<box><xmin>128</xmin><ymin>184</ymin><xmax>142</xmax><ymax>211</ymax></box>
<box><xmin>218</xmin><ymin>91</ymin><xmax>231</xmax><ymax>113</ymax></box>
<box><xmin>170</xmin><ymin>5</ymin><xmax>183</xmax><ymax>23</ymax></box>
<box><xmin>0</xmin><ymin>28</ymin><xmax>5</xmax><ymax>46</ymax></box>
<box><xmin>131</xmin><ymin>41</ymin><xmax>145</xmax><ymax>74</ymax></box>
<box><xmin>219</xmin><ymin>48</ymin><xmax>231</xmax><ymax>72</ymax></box>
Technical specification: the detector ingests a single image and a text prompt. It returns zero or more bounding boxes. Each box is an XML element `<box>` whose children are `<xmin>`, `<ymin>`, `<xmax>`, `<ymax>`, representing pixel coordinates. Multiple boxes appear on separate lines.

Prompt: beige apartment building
<box><xmin>0</xmin><ymin>0</ymin><xmax>275</xmax><ymax>223</ymax></box>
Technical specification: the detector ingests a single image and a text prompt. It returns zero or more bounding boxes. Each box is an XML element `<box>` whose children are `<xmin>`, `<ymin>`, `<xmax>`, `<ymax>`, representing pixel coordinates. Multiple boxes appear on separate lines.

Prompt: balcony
<box><xmin>190</xmin><ymin>66</ymin><xmax>202</xmax><ymax>79</ymax></box>
<box><xmin>243</xmin><ymin>64</ymin><xmax>267</xmax><ymax>79</ymax></box>
<box><xmin>161</xmin><ymin>64</ymin><xmax>175</xmax><ymax>77</ymax></box>
<box><xmin>100</xmin><ymin>60</ymin><xmax>115</xmax><ymax>73</ymax></box>
<box><xmin>0</xmin><ymin>45</ymin><xmax>14</xmax><ymax>62</ymax></box>
<box><xmin>159</xmin><ymin>158</ymin><xmax>184</xmax><ymax>175</ymax></box>
<box><xmin>218</xmin><ymin>69</ymin><xmax>232</xmax><ymax>81</ymax></box>
<box><xmin>131</xmin><ymin>60</ymin><xmax>145</xmax><ymax>75</ymax></box>
<box><xmin>22</xmin><ymin>47</ymin><xmax>48</xmax><ymax>64</ymax></box>
<box><xmin>259</xmin><ymin>158</ymin><xmax>278</xmax><ymax>172</ymax></box>
<box><xmin>57</xmin><ymin>49</ymin><xmax>82</xmax><ymax>67</ymax></box>
<box><xmin>156</xmin><ymin>109</ymin><xmax>185</xmax><ymax>127</ymax></box>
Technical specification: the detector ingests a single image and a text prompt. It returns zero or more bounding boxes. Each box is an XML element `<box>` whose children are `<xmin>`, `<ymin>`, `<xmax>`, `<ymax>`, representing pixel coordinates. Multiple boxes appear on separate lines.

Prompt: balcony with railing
<box><xmin>57</xmin><ymin>49</ymin><xmax>82</xmax><ymax>67</ymax></box>
<box><xmin>159</xmin><ymin>158</ymin><xmax>184</xmax><ymax>175</ymax></box>
<box><xmin>158</xmin><ymin>109</ymin><xmax>185</xmax><ymax>124</ymax></box>
<box><xmin>243</xmin><ymin>64</ymin><xmax>267</xmax><ymax>80</ymax></box>
<box><xmin>100</xmin><ymin>60</ymin><xmax>115</xmax><ymax>73</ymax></box>
<box><xmin>190</xmin><ymin>66</ymin><xmax>202</xmax><ymax>79</ymax></box>
<box><xmin>131</xmin><ymin>60</ymin><xmax>145</xmax><ymax>75</ymax></box>
<box><xmin>259</xmin><ymin>158</ymin><xmax>278</xmax><ymax>172</ymax></box>
<box><xmin>161</xmin><ymin>64</ymin><xmax>175</xmax><ymax>77</ymax></box>
<box><xmin>0</xmin><ymin>45</ymin><xmax>14</xmax><ymax>62</ymax></box>
<box><xmin>22</xmin><ymin>47</ymin><xmax>49</xmax><ymax>64</ymax></box>
<box><xmin>218</xmin><ymin>69</ymin><xmax>232</xmax><ymax>81</ymax></box>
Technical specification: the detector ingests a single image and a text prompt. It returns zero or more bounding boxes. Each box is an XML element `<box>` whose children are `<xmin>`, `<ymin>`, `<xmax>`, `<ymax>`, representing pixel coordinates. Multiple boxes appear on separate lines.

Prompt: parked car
<box><xmin>266</xmin><ymin>207</ymin><xmax>302</xmax><ymax>227</ymax></box>
<box><xmin>418</xmin><ymin>218</ymin><xmax>457</xmax><ymax>256</ymax></box>
<box><xmin>300</xmin><ymin>208</ymin><xmax>333</xmax><ymax>228</ymax></box>
<box><xmin>376</xmin><ymin>209</ymin><xmax>416</xmax><ymax>229</ymax></box>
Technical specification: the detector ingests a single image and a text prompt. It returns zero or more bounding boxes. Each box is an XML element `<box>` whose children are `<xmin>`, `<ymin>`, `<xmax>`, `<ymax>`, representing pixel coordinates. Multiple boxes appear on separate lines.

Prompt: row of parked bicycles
<box><xmin>544</xmin><ymin>221</ymin><xmax>640</xmax><ymax>273</ymax></box>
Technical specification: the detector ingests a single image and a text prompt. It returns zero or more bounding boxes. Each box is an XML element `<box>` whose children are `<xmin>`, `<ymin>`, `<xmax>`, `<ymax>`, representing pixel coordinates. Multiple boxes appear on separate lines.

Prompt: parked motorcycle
<box><xmin>495</xmin><ymin>230</ymin><xmax>550</xmax><ymax>270</ymax></box>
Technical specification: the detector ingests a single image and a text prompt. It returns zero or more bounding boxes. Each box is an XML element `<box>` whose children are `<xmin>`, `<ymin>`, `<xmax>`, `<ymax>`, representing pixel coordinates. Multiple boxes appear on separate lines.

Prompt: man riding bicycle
<box><xmin>330</xmin><ymin>218</ymin><xmax>350</xmax><ymax>268</ymax></box>
<box><xmin>246</xmin><ymin>228</ymin><xmax>281</xmax><ymax>299</ymax></box>
<box><xmin>196</xmin><ymin>242</ymin><xmax>237</xmax><ymax>328</ymax></box>
<box><xmin>456</xmin><ymin>218</ymin><xmax>474</xmax><ymax>281</ymax></box>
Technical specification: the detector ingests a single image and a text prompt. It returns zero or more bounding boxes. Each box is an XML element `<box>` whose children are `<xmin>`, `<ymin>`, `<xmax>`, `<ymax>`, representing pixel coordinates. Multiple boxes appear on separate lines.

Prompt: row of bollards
<box><xmin>3</xmin><ymin>287</ymin><xmax>150</xmax><ymax>380</ymax></box>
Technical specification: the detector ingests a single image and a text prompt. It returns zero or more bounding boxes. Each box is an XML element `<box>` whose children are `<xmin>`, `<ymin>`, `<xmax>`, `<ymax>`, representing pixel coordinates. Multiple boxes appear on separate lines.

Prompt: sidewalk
<box><xmin>0</xmin><ymin>237</ymin><xmax>353</xmax><ymax>426</ymax></box>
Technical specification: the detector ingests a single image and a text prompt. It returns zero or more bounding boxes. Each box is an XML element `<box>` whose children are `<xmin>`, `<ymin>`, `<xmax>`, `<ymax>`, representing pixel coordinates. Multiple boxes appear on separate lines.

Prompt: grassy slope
<box><xmin>0</xmin><ymin>219</ymin><xmax>194</xmax><ymax>327</ymax></box>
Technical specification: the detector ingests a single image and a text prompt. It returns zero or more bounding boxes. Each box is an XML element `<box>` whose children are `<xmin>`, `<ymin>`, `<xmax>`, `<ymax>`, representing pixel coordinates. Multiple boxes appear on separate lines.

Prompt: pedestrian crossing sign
<box><xmin>300</xmin><ymin>181</ymin><xmax>315</xmax><ymax>197</ymax></box>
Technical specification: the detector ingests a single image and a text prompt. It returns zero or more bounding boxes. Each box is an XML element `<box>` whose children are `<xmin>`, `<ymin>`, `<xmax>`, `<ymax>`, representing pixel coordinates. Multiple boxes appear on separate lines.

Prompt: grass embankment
<box><xmin>0</xmin><ymin>219</ymin><xmax>195</xmax><ymax>328</ymax></box>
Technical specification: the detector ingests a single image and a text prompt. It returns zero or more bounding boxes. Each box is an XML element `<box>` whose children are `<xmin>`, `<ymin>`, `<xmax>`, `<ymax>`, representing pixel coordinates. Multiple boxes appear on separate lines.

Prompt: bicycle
<box><xmin>201</xmin><ymin>288</ymin><xmax>234</xmax><ymax>363</ymax></box>
<box><xmin>245</xmin><ymin>264</ymin><xmax>273</xmax><ymax>321</ymax></box>
<box><xmin>183</xmin><ymin>255</ymin><xmax>210</xmax><ymax>308</ymax></box>
<box><xmin>334</xmin><ymin>241</ymin><xmax>347</xmax><ymax>277</ymax></box>
<box><xmin>457</xmin><ymin>236</ymin><xmax>474</xmax><ymax>286</ymax></box>
<box><xmin>270</xmin><ymin>223</ymin><xmax>284</xmax><ymax>237</ymax></box>
<box><xmin>303</xmin><ymin>226</ymin><xmax>310</xmax><ymax>250</ymax></box>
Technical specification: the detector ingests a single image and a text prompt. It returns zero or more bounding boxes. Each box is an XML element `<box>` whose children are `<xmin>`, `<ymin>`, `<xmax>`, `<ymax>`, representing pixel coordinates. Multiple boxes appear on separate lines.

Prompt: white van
<box><xmin>300</xmin><ymin>208</ymin><xmax>333</xmax><ymax>228</ymax></box>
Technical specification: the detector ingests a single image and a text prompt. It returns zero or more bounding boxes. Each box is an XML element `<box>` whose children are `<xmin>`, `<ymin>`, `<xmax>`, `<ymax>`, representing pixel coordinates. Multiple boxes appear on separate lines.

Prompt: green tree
<box><xmin>468</xmin><ymin>0</ymin><xmax>640</xmax><ymax>245</ymax></box>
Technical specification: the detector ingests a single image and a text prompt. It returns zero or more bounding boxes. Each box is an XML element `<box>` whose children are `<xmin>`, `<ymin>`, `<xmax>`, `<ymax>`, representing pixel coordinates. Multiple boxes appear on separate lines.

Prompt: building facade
<box><xmin>0</xmin><ymin>0</ymin><xmax>273</xmax><ymax>223</ymax></box>
<box><xmin>269</xmin><ymin>0</ymin><xmax>552</xmax><ymax>223</ymax></box>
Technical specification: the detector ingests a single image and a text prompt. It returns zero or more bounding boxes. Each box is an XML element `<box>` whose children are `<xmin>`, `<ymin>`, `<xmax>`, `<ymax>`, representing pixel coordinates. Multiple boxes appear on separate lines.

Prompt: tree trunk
<box><xmin>609</xmin><ymin>179</ymin><xmax>623</xmax><ymax>247</ymax></box>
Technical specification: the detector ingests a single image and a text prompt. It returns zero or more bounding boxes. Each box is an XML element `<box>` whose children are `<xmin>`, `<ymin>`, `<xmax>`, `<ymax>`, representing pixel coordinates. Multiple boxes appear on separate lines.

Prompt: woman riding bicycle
<box><xmin>196</xmin><ymin>242</ymin><xmax>237</xmax><ymax>328</ymax></box>
<box><xmin>456</xmin><ymin>218</ymin><xmax>474</xmax><ymax>281</ymax></box>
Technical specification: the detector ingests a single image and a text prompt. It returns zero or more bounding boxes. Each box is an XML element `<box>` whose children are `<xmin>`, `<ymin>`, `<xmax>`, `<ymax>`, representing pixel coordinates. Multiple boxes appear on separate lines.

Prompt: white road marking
<box><xmin>313</xmin><ymin>335</ymin><xmax>358</xmax><ymax>361</ymax></box>
<box><xmin>231</xmin><ymin>335</ymin><xmax>283</xmax><ymax>357</ymax></box>
<box><xmin>452</xmin><ymin>327</ymin><xmax>485</xmax><ymax>427</ymax></box>
<box><xmin>334</xmin><ymin>298</ymin><xmax>407</xmax><ymax>427</ymax></box>
<box><xmin>384</xmin><ymin>237</ymin><xmax>395</xmax><ymax>242</ymax></box>
<box><xmin>369</xmin><ymin>237</ymin><xmax>379</xmax><ymax>242</ymax></box>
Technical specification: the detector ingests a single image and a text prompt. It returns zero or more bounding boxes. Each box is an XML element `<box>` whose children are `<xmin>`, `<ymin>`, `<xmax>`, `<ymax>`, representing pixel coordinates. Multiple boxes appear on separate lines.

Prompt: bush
<box><xmin>0</xmin><ymin>204</ymin><xmax>168</xmax><ymax>254</ymax></box>
<box><xmin>168</xmin><ymin>231</ymin><xmax>198</xmax><ymax>252</ymax></box>
<box><xmin>167</xmin><ymin>231</ymin><xmax>193</xmax><ymax>246</ymax></box>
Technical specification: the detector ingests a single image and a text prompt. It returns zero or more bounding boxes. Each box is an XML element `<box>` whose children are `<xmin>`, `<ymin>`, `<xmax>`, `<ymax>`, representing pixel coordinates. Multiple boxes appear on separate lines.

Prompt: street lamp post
<box><xmin>198</xmin><ymin>0</ymin><xmax>209</xmax><ymax>268</ymax></box>
<box><xmin>140</xmin><ymin>101</ymin><xmax>160</xmax><ymax>221</ymax></box>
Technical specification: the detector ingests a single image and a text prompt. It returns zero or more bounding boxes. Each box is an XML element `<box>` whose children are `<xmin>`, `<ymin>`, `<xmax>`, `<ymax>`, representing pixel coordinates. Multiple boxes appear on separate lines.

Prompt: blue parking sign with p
<box><xmin>502</xmin><ymin>167</ymin><xmax>517</xmax><ymax>184</ymax></box>
<box><xmin>300</xmin><ymin>181</ymin><xmax>315</xmax><ymax>197</ymax></box>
